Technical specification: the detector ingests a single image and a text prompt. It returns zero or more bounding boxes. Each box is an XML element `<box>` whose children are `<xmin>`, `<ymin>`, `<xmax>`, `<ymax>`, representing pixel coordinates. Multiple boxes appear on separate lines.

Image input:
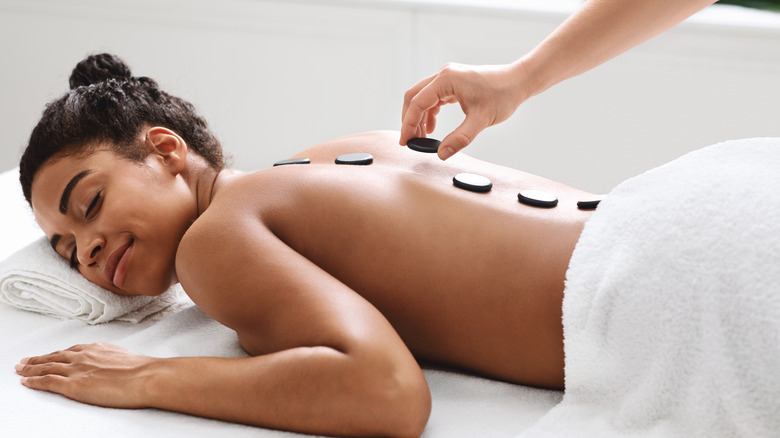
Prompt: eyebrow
<box><xmin>59</xmin><ymin>170</ymin><xmax>92</xmax><ymax>215</ymax></box>
<box><xmin>50</xmin><ymin>169</ymin><xmax>93</xmax><ymax>254</ymax></box>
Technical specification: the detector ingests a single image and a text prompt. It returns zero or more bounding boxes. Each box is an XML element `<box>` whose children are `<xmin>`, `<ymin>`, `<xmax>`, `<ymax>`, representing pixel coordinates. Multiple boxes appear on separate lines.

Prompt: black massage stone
<box><xmin>335</xmin><ymin>153</ymin><xmax>374</xmax><ymax>165</ymax></box>
<box><xmin>577</xmin><ymin>197</ymin><xmax>604</xmax><ymax>210</ymax></box>
<box><xmin>273</xmin><ymin>157</ymin><xmax>311</xmax><ymax>166</ymax></box>
<box><xmin>453</xmin><ymin>173</ymin><xmax>493</xmax><ymax>193</ymax></box>
<box><xmin>407</xmin><ymin>137</ymin><xmax>441</xmax><ymax>153</ymax></box>
<box><xmin>518</xmin><ymin>190</ymin><xmax>558</xmax><ymax>208</ymax></box>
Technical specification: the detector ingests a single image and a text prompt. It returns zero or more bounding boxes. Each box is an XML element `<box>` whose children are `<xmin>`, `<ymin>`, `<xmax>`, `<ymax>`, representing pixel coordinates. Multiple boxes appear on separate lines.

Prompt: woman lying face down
<box><xmin>16</xmin><ymin>54</ymin><xmax>596</xmax><ymax>437</ymax></box>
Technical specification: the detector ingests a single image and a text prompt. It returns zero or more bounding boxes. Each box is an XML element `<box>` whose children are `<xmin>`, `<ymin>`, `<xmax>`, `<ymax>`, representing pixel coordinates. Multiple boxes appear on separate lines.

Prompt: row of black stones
<box><xmin>406</xmin><ymin>138</ymin><xmax>603</xmax><ymax>210</ymax></box>
<box><xmin>272</xmin><ymin>140</ymin><xmax>602</xmax><ymax>210</ymax></box>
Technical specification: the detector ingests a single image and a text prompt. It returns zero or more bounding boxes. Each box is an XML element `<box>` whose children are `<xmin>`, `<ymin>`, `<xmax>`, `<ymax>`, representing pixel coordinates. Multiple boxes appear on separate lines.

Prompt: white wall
<box><xmin>0</xmin><ymin>0</ymin><xmax>413</xmax><ymax>172</ymax></box>
<box><xmin>411</xmin><ymin>2</ymin><xmax>780</xmax><ymax>191</ymax></box>
<box><xmin>1</xmin><ymin>0</ymin><xmax>779</xmax><ymax>193</ymax></box>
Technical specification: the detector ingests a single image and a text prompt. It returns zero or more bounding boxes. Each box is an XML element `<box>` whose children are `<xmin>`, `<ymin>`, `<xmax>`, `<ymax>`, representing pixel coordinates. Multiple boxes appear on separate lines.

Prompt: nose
<box><xmin>77</xmin><ymin>233</ymin><xmax>104</xmax><ymax>267</ymax></box>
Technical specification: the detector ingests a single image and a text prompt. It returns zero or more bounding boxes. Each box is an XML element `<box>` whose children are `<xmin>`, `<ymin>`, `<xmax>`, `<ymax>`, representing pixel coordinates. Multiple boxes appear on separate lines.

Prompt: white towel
<box><xmin>520</xmin><ymin>138</ymin><xmax>780</xmax><ymax>438</ymax></box>
<box><xmin>0</xmin><ymin>237</ymin><xmax>184</xmax><ymax>324</ymax></box>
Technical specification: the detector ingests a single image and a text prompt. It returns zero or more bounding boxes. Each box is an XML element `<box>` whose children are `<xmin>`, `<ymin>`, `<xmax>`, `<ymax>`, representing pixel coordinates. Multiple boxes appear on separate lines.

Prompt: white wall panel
<box><xmin>0</xmin><ymin>0</ymin><xmax>412</xmax><ymax>172</ymax></box>
<box><xmin>415</xmin><ymin>6</ymin><xmax>780</xmax><ymax>192</ymax></box>
<box><xmin>1</xmin><ymin>0</ymin><xmax>778</xmax><ymax>194</ymax></box>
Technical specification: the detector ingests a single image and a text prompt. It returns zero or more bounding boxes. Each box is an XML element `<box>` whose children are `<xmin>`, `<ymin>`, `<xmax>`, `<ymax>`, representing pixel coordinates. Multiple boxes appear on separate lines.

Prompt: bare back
<box><xmin>179</xmin><ymin>131</ymin><xmax>595</xmax><ymax>389</ymax></box>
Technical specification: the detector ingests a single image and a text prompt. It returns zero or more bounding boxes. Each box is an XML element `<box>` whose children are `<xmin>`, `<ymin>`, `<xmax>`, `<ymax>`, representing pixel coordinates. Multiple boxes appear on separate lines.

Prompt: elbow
<box><xmin>367</xmin><ymin>365</ymin><xmax>432</xmax><ymax>438</ymax></box>
<box><xmin>390</xmin><ymin>374</ymin><xmax>432</xmax><ymax>438</ymax></box>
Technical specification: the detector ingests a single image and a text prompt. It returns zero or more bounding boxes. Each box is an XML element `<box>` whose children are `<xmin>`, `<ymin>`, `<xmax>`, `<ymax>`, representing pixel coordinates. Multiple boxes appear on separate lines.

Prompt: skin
<box><xmin>400</xmin><ymin>0</ymin><xmax>718</xmax><ymax>160</ymax></box>
<box><xmin>31</xmin><ymin>130</ymin><xmax>200</xmax><ymax>296</ymax></box>
<box><xmin>17</xmin><ymin>129</ymin><xmax>595</xmax><ymax>437</ymax></box>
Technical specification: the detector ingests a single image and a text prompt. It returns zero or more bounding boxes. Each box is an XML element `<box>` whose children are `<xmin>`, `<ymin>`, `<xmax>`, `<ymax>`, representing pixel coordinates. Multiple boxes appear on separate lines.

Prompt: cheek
<box><xmin>123</xmin><ymin>208</ymin><xmax>189</xmax><ymax>295</ymax></box>
<box><xmin>106</xmin><ymin>188</ymin><xmax>186</xmax><ymax>235</ymax></box>
<box><xmin>130</xmin><ymin>180</ymin><xmax>195</xmax><ymax>229</ymax></box>
<box><xmin>77</xmin><ymin>265</ymin><xmax>115</xmax><ymax>292</ymax></box>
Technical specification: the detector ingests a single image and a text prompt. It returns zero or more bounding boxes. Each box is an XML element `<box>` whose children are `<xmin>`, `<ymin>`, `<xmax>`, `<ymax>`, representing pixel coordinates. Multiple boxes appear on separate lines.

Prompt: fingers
<box><xmin>14</xmin><ymin>343</ymin><xmax>106</xmax><ymax>378</ymax></box>
<box><xmin>19</xmin><ymin>350</ymin><xmax>74</xmax><ymax>366</ymax></box>
<box><xmin>19</xmin><ymin>374</ymin><xmax>69</xmax><ymax>393</ymax></box>
<box><xmin>401</xmin><ymin>73</ymin><xmax>435</xmax><ymax>123</ymax></box>
<box><xmin>16</xmin><ymin>361</ymin><xmax>71</xmax><ymax>378</ymax></box>
<box><xmin>16</xmin><ymin>348</ymin><xmax>78</xmax><ymax>378</ymax></box>
<box><xmin>425</xmin><ymin>105</ymin><xmax>441</xmax><ymax>134</ymax></box>
<box><xmin>400</xmin><ymin>68</ymin><xmax>457</xmax><ymax>146</ymax></box>
<box><xmin>15</xmin><ymin>343</ymin><xmax>150</xmax><ymax>409</ymax></box>
<box><xmin>438</xmin><ymin>112</ymin><xmax>491</xmax><ymax>161</ymax></box>
<box><xmin>16</xmin><ymin>354</ymin><xmax>72</xmax><ymax>394</ymax></box>
<box><xmin>401</xmin><ymin>63</ymin><xmax>489</xmax><ymax>157</ymax></box>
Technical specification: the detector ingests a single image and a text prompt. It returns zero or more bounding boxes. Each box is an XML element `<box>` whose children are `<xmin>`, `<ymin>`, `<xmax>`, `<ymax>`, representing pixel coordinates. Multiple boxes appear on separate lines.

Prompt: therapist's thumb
<box><xmin>438</xmin><ymin>114</ymin><xmax>488</xmax><ymax>160</ymax></box>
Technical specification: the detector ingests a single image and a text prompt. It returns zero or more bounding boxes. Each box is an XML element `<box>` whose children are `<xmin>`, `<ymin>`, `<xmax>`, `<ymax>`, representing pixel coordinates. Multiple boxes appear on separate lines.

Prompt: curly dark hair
<box><xmin>20</xmin><ymin>53</ymin><xmax>225</xmax><ymax>205</ymax></box>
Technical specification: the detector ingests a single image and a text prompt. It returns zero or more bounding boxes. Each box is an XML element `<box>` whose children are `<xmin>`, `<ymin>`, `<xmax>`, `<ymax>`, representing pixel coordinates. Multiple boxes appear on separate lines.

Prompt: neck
<box><xmin>182</xmin><ymin>153</ymin><xmax>221</xmax><ymax>218</ymax></box>
<box><xmin>186</xmin><ymin>155</ymin><xmax>243</xmax><ymax>218</ymax></box>
<box><xmin>198</xmin><ymin>169</ymin><xmax>221</xmax><ymax>217</ymax></box>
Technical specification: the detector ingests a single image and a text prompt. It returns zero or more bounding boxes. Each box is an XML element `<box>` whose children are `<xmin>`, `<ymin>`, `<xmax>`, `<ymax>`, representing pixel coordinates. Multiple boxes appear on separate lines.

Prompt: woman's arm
<box><xmin>16</xmin><ymin>208</ymin><xmax>431</xmax><ymax>437</ymax></box>
<box><xmin>400</xmin><ymin>0</ymin><xmax>718</xmax><ymax>159</ymax></box>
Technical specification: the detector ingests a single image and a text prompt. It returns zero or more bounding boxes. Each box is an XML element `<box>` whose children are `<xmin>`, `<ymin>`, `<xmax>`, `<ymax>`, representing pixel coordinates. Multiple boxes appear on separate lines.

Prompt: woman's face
<box><xmin>31</xmin><ymin>148</ymin><xmax>197</xmax><ymax>296</ymax></box>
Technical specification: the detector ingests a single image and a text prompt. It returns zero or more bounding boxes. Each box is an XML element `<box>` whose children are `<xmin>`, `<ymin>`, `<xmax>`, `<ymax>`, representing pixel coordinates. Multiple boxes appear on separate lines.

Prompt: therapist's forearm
<box><xmin>519</xmin><ymin>0</ymin><xmax>717</xmax><ymax>97</ymax></box>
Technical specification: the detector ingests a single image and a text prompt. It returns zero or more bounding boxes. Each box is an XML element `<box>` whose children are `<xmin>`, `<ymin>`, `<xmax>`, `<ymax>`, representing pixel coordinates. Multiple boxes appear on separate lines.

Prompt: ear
<box><xmin>144</xmin><ymin>127</ymin><xmax>188</xmax><ymax>175</ymax></box>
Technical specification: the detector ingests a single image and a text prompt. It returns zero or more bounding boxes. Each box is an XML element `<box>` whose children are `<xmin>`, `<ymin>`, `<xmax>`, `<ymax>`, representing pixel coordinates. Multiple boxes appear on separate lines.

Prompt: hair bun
<box><xmin>69</xmin><ymin>53</ymin><xmax>133</xmax><ymax>89</ymax></box>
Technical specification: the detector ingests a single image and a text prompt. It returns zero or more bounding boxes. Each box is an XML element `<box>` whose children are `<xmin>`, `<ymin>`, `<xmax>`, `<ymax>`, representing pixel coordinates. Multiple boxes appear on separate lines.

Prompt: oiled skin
<box><xmin>184</xmin><ymin>130</ymin><xmax>595</xmax><ymax>389</ymax></box>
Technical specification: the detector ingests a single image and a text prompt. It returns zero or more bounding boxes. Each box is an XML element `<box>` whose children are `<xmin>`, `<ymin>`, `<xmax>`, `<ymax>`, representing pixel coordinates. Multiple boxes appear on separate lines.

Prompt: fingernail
<box><xmin>20</xmin><ymin>377</ymin><xmax>28</xmax><ymax>385</ymax></box>
<box><xmin>14</xmin><ymin>363</ymin><xmax>24</xmax><ymax>372</ymax></box>
<box><xmin>439</xmin><ymin>146</ymin><xmax>454</xmax><ymax>160</ymax></box>
<box><xmin>20</xmin><ymin>357</ymin><xmax>30</xmax><ymax>364</ymax></box>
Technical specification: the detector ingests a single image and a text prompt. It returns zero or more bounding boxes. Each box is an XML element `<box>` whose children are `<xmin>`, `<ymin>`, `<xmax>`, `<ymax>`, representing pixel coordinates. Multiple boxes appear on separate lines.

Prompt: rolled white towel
<box><xmin>0</xmin><ymin>237</ymin><xmax>183</xmax><ymax>324</ymax></box>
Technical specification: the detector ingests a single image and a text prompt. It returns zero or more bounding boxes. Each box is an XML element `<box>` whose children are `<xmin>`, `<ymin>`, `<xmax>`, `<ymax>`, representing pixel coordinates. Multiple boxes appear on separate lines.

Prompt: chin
<box><xmin>111</xmin><ymin>280</ymin><xmax>174</xmax><ymax>297</ymax></box>
<box><xmin>119</xmin><ymin>269</ymin><xmax>178</xmax><ymax>296</ymax></box>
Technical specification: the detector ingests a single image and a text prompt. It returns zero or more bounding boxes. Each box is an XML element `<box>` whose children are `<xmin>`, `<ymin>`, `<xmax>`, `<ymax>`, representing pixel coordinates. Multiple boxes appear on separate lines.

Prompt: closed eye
<box><xmin>70</xmin><ymin>247</ymin><xmax>78</xmax><ymax>268</ymax></box>
<box><xmin>69</xmin><ymin>192</ymin><xmax>101</xmax><ymax>269</ymax></box>
<box><xmin>86</xmin><ymin>191</ymin><xmax>102</xmax><ymax>219</ymax></box>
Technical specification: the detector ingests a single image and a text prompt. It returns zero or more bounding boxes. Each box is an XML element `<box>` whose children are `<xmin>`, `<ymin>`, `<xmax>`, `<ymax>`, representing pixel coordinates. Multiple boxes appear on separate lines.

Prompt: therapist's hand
<box><xmin>400</xmin><ymin>61</ymin><xmax>530</xmax><ymax>160</ymax></box>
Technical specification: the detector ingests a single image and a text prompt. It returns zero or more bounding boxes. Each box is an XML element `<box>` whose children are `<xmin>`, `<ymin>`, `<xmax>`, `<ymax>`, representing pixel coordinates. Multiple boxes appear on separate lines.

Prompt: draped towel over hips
<box><xmin>520</xmin><ymin>138</ymin><xmax>780</xmax><ymax>438</ymax></box>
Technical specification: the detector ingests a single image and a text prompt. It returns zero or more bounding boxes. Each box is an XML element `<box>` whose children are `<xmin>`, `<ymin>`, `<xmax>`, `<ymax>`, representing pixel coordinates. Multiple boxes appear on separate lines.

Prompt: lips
<box><xmin>103</xmin><ymin>239</ymin><xmax>134</xmax><ymax>288</ymax></box>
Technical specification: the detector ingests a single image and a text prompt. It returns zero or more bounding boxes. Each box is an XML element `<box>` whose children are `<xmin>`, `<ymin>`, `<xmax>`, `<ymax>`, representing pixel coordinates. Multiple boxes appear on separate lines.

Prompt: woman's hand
<box><xmin>400</xmin><ymin>61</ymin><xmax>530</xmax><ymax>160</ymax></box>
<box><xmin>15</xmin><ymin>342</ymin><xmax>155</xmax><ymax>409</ymax></box>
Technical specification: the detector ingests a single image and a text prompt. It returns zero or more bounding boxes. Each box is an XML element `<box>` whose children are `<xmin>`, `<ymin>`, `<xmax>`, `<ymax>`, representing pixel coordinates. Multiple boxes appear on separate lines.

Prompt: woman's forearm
<box><xmin>142</xmin><ymin>346</ymin><xmax>430</xmax><ymax>438</ymax></box>
<box><xmin>17</xmin><ymin>341</ymin><xmax>429</xmax><ymax>437</ymax></box>
<box><xmin>520</xmin><ymin>0</ymin><xmax>718</xmax><ymax>97</ymax></box>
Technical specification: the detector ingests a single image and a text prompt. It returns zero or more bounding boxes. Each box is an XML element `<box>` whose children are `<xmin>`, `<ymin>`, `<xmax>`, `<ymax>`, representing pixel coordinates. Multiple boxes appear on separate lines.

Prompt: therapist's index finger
<box><xmin>400</xmin><ymin>109</ymin><xmax>425</xmax><ymax>146</ymax></box>
<box><xmin>400</xmin><ymin>76</ymin><xmax>439</xmax><ymax>145</ymax></box>
<box><xmin>401</xmin><ymin>73</ymin><xmax>436</xmax><ymax>117</ymax></box>
<box><xmin>400</xmin><ymin>88</ymin><xmax>448</xmax><ymax>145</ymax></box>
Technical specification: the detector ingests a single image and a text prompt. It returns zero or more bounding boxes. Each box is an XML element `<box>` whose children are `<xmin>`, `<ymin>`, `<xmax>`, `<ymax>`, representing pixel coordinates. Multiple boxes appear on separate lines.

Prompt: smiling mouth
<box><xmin>103</xmin><ymin>239</ymin><xmax>134</xmax><ymax>287</ymax></box>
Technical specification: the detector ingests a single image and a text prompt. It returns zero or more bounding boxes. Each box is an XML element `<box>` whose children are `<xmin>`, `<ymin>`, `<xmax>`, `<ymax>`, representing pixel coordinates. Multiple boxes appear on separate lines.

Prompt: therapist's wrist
<box><xmin>511</xmin><ymin>56</ymin><xmax>549</xmax><ymax>101</ymax></box>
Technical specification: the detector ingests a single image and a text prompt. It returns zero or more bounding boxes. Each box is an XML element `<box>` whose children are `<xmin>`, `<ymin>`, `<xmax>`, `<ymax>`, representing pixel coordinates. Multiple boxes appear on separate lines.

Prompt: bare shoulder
<box><xmin>174</xmin><ymin>180</ymin><xmax>269</xmax><ymax>334</ymax></box>
<box><xmin>173</xmin><ymin>166</ymin><xmax>397</xmax><ymax>356</ymax></box>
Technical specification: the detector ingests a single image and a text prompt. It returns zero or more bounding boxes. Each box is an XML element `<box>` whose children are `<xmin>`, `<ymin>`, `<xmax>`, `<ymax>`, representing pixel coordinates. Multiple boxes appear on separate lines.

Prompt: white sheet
<box><xmin>0</xmin><ymin>166</ymin><xmax>561</xmax><ymax>437</ymax></box>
